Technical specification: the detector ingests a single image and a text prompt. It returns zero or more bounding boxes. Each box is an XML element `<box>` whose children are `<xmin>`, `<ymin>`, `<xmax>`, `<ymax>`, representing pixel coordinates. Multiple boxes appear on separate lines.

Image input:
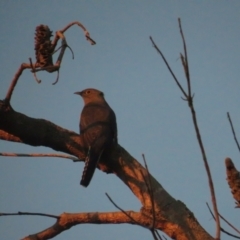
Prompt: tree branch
<box><xmin>21</xmin><ymin>211</ymin><xmax>143</xmax><ymax>240</ymax></box>
<box><xmin>150</xmin><ymin>18</ymin><xmax>221</xmax><ymax>240</ymax></box>
<box><xmin>0</xmin><ymin>152</ymin><xmax>80</xmax><ymax>162</ymax></box>
<box><xmin>227</xmin><ymin>112</ymin><xmax>240</xmax><ymax>152</ymax></box>
<box><xmin>0</xmin><ymin>99</ymin><xmax>214</xmax><ymax>240</ymax></box>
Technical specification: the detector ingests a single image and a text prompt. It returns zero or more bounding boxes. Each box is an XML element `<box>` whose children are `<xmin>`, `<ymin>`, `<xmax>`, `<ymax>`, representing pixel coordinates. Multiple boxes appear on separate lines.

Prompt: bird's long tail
<box><xmin>80</xmin><ymin>149</ymin><xmax>103</xmax><ymax>187</ymax></box>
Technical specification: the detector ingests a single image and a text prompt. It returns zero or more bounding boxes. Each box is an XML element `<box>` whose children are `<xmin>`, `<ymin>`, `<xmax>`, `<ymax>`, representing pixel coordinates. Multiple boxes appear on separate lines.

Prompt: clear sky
<box><xmin>1</xmin><ymin>1</ymin><xmax>240</xmax><ymax>239</ymax></box>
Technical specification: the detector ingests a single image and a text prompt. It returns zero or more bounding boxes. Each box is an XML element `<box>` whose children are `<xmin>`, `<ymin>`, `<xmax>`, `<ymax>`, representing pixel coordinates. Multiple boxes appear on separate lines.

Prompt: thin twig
<box><xmin>52</xmin><ymin>70</ymin><xmax>60</xmax><ymax>85</ymax></box>
<box><xmin>178</xmin><ymin>18</ymin><xmax>191</xmax><ymax>99</ymax></box>
<box><xmin>180</xmin><ymin>19</ymin><xmax>220</xmax><ymax>239</ymax></box>
<box><xmin>105</xmin><ymin>193</ymin><xmax>140</xmax><ymax>225</ymax></box>
<box><xmin>51</xmin><ymin>21</ymin><xmax>96</xmax><ymax>50</ymax></box>
<box><xmin>53</xmin><ymin>44</ymin><xmax>74</xmax><ymax>60</ymax></box>
<box><xmin>155</xmin><ymin>231</ymin><xmax>164</xmax><ymax>240</ymax></box>
<box><xmin>162</xmin><ymin>234</ymin><xmax>168</xmax><ymax>240</ymax></box>
<box><xmin>142</xmin><ymin>154</ymin><xmax>156</xmax><ymax>230</ymax></box>
<box><xmin>0</xmin><ymin>152</ymin><xmax>80</xmax><ymax>162</ymax></box>
<box><xmin>206</xmin><ymin>202</ymin><xmax>240</xmax><ymax>238</ymax></box>
<box><xmin>227</xmin><ymin>112</ymin><xmax>240</xmax><ymax>152</ymax></box>
<box><xmin>4</xmin><ymin>63</ymin><xmax>32</xmax><ymax>103</ymax></box>
<box><xmin>219</xmin><ymin>212</ymin><xmax>240</xmax><ymax>235</ymax></box>
<box><xmin>29</xmin><ymin>58</ymin><xmax>41</xmax><ymax>83</ymax></box>
<box><xmin>0</xmin><ymin>211</ymin><xmax>59</xmax><ymax>219</ymax></box>
<box><xmin>31</xmin><ymin>65</ymin><xmax>58</xmax><ymax>73</ymax></box>
<box><xmin>151</xmin><ymin>18</ymin><xmax>221</xmax><ymax>239</ymax></box>
<box><xmin>149</xmin><ymin>36</ymin><xmax>188</xmax><ymax>99</ymax></box>
<box><xmin>189</xmin><ymin>101</ymin><xmax>221</xmax><ymax>239</ymax></box>
<box><xmin>150</xmin><ymin>229</ymin><xmax>158</xmax><ymax>240</ymax></box>
<box><xmin>140</xmin><ymin>170</ymin><xmax>159</xmax><ymax>239</ymax></box>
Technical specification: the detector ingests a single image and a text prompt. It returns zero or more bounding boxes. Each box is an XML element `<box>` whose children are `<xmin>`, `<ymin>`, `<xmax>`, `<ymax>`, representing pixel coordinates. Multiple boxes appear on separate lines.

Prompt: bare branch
<box><xmin>218</xmin><ymin>212</ymin><xmax>240</xmax><ymax>235</ymax></box>
<box><xmin>21</xmin><ymin>211</ymin><xmax>142</xmax><ymax>240</ymax></box>
<box><xmin>4</xmin><ymin>21</ymin><xmax>96</xmax><ymax>104</ymax></box>
<box><xmin>0</xmin><ymin>101</ymin><xmax>214</xmax><ymax>239</ymax></box>
<box><xmin>0</xmin><ymin>152</ymin><xmax>80</xmax><ymax>162</ymax></box>
<box><xmin>227</xmin><ymin>112</ymin><xmax>240</xmax><ymax>152</ymax></box>
<box><xmin>4</xmin><ymin>63</ymin><xmax>33</xmax><ymax>103</ymax></box>
<box><xmin>150</xmin><ymin>18</ymin><xmax>220</xmax><ymax>239</ymax></box>
<box><xmin>206</xmin><ymin>202</ymin><xmax>240</xmax><ymax>238</ymax></box>
<box><xmin>150</xmin><ymin>230</ymin><xmax>159</xmax><ymax>240</ymax></box>
<box><xmin>0</xmin><ymin>212</ymin><xmax>59</xmax><ymax>219</ymax></box>
<box><xmin>105</xmin><ymin>193</ymin><xmax>140</xmax><ymax>225</ymax></box>
<box><xmin>149</xmin><ymin>36</ymin><xmax>188</xmax><ymax>99</ymax></box>
<box><xmin>141</xmin><ymin>154</ymin><xmax>156</xmax><ymax>230</ymax></box>
<box><xmin>51</xmin><ymin>21</ymin><xmax>96</xmax><ymax>48</ymax></box>
<box><xmin>0</xmin><ymin>101</ymin><xmax>86</xmax><ymax>160</ymax></box>
<box><xmin>29</xmin><ymin>57</ymin><xmax>41</xmax><ymax>83</ymax></box>
<box><xmin>178</xmin><ymin>18</ymin><xmax>191</xmax><ymax>98</ymax></box>
<box><xmin>178</xmin><ymin>18</ymin><xmax>220</xmax><ymax>240</ymax></box>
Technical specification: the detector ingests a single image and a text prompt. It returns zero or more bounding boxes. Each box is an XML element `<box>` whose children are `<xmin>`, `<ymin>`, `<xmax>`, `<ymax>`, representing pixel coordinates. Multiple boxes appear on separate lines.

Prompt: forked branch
<box><xmin>4</xmin><ymin>21</ymin><xmax>96</xmax><ymax>104</ymax></box>
<box><xmin>150</xmin><ymin>18</ymin><xmax>220</xmax><ymax>240</ymax></box>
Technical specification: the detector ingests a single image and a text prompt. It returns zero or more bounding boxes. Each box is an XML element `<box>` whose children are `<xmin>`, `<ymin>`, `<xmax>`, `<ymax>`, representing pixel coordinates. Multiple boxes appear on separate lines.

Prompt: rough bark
<box><xmin>0</xmin><ymin>100</ymin><xmax>213</xmax><ymax>240</ymax></box>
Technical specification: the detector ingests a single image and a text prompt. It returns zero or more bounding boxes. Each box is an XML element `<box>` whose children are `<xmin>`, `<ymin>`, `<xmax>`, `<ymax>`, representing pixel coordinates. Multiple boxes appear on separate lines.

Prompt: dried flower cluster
<box><xmin>225</xmin><ymin>158</ymin><xmax>240</xmax><ymax>207</ymax></box>
<box><xmin>35</xmin><ymin>25</ymin><xmax>53</xmax><ymax>69</ymax></box>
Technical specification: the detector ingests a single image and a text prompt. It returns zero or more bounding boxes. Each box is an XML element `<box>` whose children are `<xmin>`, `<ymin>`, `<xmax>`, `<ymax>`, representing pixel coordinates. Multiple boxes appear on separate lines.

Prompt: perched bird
<box><xmin>75</xmin><ymin>88</ymin><xmax>118</xmax><ymax>187</ymax></box>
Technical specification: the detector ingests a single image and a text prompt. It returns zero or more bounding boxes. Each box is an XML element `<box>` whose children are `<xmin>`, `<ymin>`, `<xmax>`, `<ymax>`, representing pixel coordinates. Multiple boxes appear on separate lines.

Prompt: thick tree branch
<box><xmin>227</xmin><ymin>112</ymin><xmax>240</xmax><ymax>152</ymax></box>
<box><xmin>0</xmin><ymin>100</ymin><xmax>213</xmax><ymax>240</ymax></box>
<box><xmin>21</xmin><ymin>211</ymin><xmax>143</xmax><ymax>240</ymax></box>
<box><xmin>0</xmin><ymin>100</ymin><xmax>85</xmax><ymax>160</ymax></box>
<box><xmin>0</xmin><ymin>152</ymin><xmax>79</xmax><ymax>161</ymax></box>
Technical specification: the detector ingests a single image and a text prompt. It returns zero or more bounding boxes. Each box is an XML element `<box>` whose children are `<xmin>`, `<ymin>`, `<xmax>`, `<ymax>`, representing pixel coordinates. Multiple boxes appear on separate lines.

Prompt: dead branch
<box><xmin>105</xmin><ymin>193</ymin><xmax>140</xmax><ymax>225</ymax></box>
<box><xmin>5</xmin><ymin>63</ymin><xmax>33</xmax><ymax>103</ymax></box>
<box><xmin>206</xmin><ymin>202</ymin><xmax>240</xmax><ymax>238</ymax></box>
<box><xmin>0</xmin><ymin>100</ymin><xmax>213</xmax><ymax>240</ymax></box>
<box><xmin>218</xmin><ymin>212</ymin><xmax>240</xmax><ymax>235</ymax></box>
<box><xmin>149</xmin><ymin>37</ymin><xmax>187</xmax><ymax>99</ymax></box>
<box><xmin>0</xmin><ymin>19</ymin><xmax>219</xmax><ymax>240</ymax></box>
<box><xmin>20</xmin><ymin>211</ymin><xmax>143</xmax><ymax>240</ymax></box>
<box><xmin>0</xmin><ymin>212</ymin><xmax>59</xmax><ymax>219</ymax></box>
<box><xmin>4</xmin><ymin>21</ymin><xmax>96</xmax><ymax>104</ymax></box>
<box><xmin>150</xmin><ymin>18</ymin><xmax>221</xmax><ymax>240</ymax></box>
<box><xmin>227</xmin><ymin>112</ymin><xmax>240</xmax><ymax>152</ymax></box>
<box><xmin>51</xmin><ymin>21</ymin><xmax>96</xmax><ymax>49</ymax></box>
<box><xmin>141</xmin><ymin>156</ymin><xmax>165</xmax><ymax>240</ymax></box>
<box><xmin>141</xmin><ymin>154</ymin><xmax>156</xmax><ymax>230</ymax></box>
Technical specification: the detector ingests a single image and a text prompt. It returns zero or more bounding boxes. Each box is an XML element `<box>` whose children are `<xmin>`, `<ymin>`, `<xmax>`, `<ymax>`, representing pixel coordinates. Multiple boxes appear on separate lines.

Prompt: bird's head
<box><xmin>74</xmin><ymin>88</ymin><xmax>105</xmax><ymax>105</ymax></box>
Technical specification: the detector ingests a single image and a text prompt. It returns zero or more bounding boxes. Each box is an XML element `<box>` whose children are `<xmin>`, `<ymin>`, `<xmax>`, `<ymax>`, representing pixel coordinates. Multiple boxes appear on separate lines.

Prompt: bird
<box><xmin>75</xmin><ymin>88</ymin><xmax>118</xmax><ymax>187</ymax></box>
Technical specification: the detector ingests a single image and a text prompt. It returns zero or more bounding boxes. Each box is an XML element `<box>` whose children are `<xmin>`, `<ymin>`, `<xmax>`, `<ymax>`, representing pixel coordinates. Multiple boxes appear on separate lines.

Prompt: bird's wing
<box><xmin>80</xmin><ymin>103</ymin><xmax>113</xmax><ymax>187</ymax></box>
<box><xmin>80</xmin><ymin>103</ymin><xmax>111</xmax><ymax>147</ymax></box>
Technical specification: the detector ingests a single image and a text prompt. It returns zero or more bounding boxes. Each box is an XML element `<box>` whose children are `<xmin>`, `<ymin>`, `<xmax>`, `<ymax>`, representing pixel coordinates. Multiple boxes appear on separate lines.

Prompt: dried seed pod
<box><xmin>225</xmin><ymin>158</ymin><xmax>240</xmax><ymax>207</ymax></box>
<box><xmin>34</xmin><ymin>25</ymin><xmax>53</xmax><ymax>68</ymax></box>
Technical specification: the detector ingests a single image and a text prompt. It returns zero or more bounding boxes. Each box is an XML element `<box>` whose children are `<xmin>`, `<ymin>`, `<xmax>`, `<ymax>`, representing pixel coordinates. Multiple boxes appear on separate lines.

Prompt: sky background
<box><xmin>0</xmin><ymin>1</ymin><xmax>240</xmax><ymax>239</ymax></box>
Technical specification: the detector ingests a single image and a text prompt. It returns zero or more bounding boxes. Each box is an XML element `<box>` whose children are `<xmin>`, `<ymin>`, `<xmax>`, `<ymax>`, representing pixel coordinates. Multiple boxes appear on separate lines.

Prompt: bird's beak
<box><xmin>74</xmin><ymin>91</ymin><xmax>82</xmax><ymax>96</ymax></box>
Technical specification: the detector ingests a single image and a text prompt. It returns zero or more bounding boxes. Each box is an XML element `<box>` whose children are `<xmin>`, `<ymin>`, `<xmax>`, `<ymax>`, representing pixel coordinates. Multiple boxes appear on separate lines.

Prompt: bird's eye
<box><xmin>86</xmin><ymin>90</ymin><xmax>91</xmax><ymax>94</ymax></box>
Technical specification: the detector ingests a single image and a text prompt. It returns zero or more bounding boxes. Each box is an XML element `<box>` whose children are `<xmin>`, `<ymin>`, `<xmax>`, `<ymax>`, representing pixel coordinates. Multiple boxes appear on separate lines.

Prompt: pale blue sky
<box><xmin>1</xmin><ymin>1</ymin><xmax>240</xmax><ymax>239</ymax></box>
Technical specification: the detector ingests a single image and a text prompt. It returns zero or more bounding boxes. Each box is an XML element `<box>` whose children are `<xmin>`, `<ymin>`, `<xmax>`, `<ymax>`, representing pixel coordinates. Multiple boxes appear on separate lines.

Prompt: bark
<box><xmin>0</xmin><ymin>100</ymin><xmax>213</xmax><ymax>240</ymax></box>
